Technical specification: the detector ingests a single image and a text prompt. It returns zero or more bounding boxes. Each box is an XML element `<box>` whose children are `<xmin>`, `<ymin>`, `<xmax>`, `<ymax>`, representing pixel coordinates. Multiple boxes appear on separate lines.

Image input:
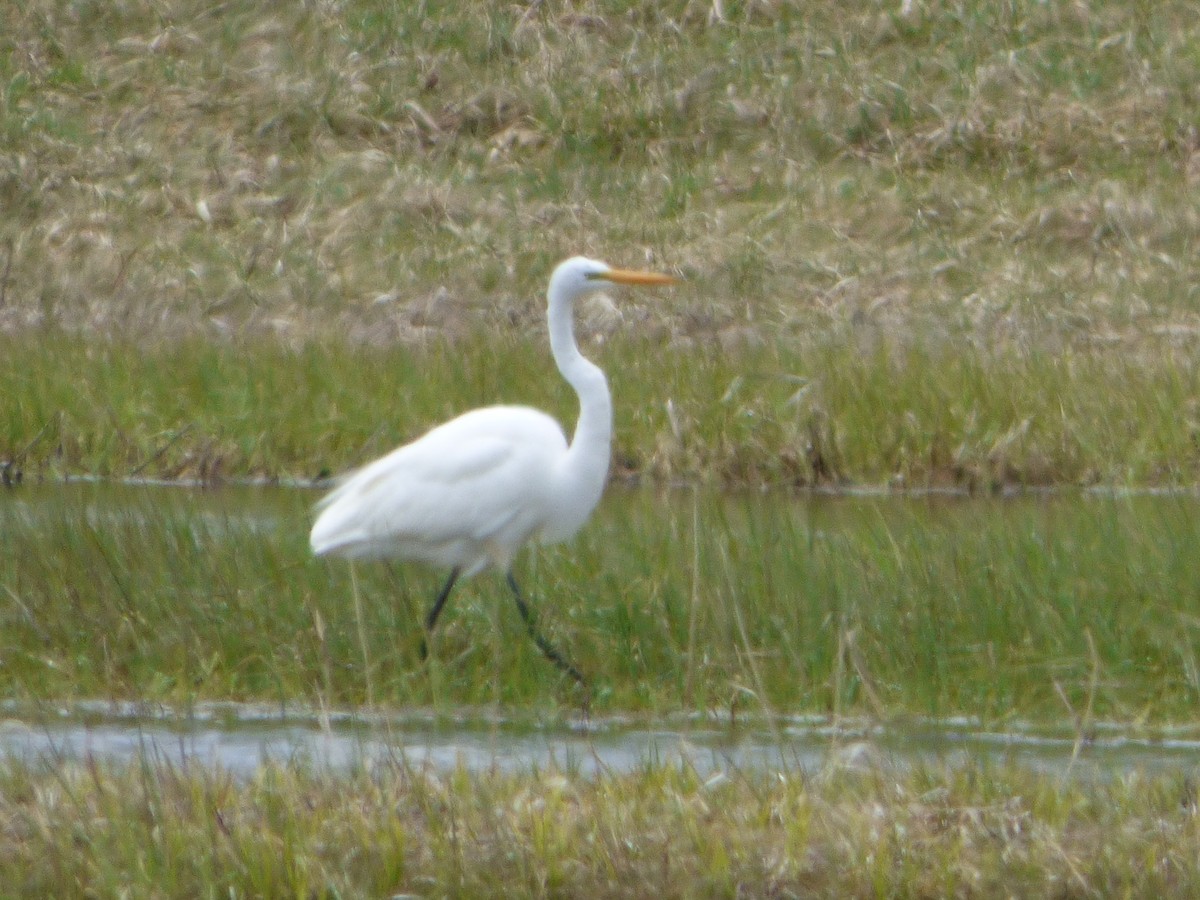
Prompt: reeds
<box><xmin>3</xmin><ymin>330</ymin><xmax>1200</xmax><ymax>488</ymax></box>
<box><xmin>2</xmin><ymin>753</ymin><xmax>1198</xmax><ymax>897</ymax></box>
<box><xmin>2</xmin><ymin>482</ymin><xmax>1197</xmax><ymax>723</ymax></box>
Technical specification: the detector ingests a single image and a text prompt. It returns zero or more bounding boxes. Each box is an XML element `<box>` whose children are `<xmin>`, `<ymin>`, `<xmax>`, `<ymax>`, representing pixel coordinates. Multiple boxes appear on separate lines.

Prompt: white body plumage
<box><xmin>310</xmin><ymin>256</ymin><xmax>673</xmax><ymax>582</ymax></box>
<box><xmin>310</xmin><ymin>403</ymin><xmax>600</xmax><ymax>574</ymax></box>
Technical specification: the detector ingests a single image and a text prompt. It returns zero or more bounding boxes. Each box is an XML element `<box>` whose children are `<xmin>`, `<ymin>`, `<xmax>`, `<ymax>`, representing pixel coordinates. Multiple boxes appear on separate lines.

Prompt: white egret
<box><xmin>310</xmin><ymin>256</ymin><xmax>676</xmax><ymax>686</ymax></box>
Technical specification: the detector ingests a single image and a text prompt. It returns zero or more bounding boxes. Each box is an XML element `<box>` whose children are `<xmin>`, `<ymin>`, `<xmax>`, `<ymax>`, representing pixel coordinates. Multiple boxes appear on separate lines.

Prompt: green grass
<box><xmin>3</xmin><ymin>482</ymin><xmax>1199</xmax><ymax>725</ymax></box>
<box><xmin>3</xmin><ymin>754</ymin><xmax>1200</xmax><ymax>898</ymax></box>
<box><xmin>4</xmin><ymin>330</ymin><xmax>1200</xmax><ymax>488</ymax></box>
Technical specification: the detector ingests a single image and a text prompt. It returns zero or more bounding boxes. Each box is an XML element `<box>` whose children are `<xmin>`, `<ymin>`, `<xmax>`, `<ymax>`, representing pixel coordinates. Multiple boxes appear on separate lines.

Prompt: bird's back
<box><xmin>310</xmin><ymin>405</ymin><xmax>569</xmax><ymax>574</ymax></box>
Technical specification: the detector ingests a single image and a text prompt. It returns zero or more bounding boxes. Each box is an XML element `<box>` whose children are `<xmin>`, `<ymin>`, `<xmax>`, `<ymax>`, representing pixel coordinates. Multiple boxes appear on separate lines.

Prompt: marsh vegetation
<box><xmin>5</xmin><ymin>0</ymin><xmax>1200</xmax><ymax>489</ymax></box>
<box><xmin>4</xmin><ymin>483</ymin><xmax>1200</xmax><ymax>724</ymax></box>
<box><xmin>5</xmin><ymin>0</ymin><xmax>1200</xmax><ymax>893</ymax></box>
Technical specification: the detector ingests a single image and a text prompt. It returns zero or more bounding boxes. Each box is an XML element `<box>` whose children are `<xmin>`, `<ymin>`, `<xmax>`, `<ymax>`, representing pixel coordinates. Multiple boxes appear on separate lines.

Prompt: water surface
<box><xmin>4</xmin><ymin>702</ymin><xmax>1200</xmax><ymax>780</ymax></box>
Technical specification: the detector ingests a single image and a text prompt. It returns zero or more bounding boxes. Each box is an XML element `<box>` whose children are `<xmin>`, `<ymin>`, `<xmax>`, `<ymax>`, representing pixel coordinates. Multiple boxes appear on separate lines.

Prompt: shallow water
<box><xmin>4</xmin><ymin>480</ymin><xmax>1200</xmax><ymax>775</ymax></box>
<box><xmin>4</xmin><ymin>703</ymin><xmax>1200</xmax><ymax>780</ymax></box>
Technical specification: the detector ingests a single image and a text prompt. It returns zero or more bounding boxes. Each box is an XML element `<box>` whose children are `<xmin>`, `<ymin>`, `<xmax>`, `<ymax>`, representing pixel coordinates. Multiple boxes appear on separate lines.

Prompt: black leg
<box><xmin>506</xmin><ymin>572</ymin><xmax>588</xmax><ymax>688</ymax></box>
<box><xmin>419</xmin><ymin>567</ymin><xmax>460</xmax><ymax>661</ymax></box>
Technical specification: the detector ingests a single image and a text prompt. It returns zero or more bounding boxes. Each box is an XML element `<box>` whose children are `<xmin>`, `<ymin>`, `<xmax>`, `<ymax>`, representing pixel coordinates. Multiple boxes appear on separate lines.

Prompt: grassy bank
<box><xmin>4</xmin><ymin>755</ymin><xmax>1199</xmax><ymax>898</ymax></box>
<box><xmin>4</xmin><ymin>330</ymin><xmax>1200</xmax><ymax>488</ymax></box>
<box><xmin>5</xmin><ymin>0</ymin><xmax>1200</xmax><ymax>488</ymax></box>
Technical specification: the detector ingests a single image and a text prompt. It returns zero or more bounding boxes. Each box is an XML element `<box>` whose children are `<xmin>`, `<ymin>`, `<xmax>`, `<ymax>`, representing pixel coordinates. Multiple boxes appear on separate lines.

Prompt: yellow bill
<box><xmin>599</xmin><ymin>267</ymin><xmax>678</xmax><ymax>286</ymax></box>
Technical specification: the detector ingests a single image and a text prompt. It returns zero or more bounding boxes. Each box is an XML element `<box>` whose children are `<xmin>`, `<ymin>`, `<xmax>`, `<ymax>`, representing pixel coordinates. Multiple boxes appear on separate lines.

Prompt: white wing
<box><xmin>310</xmin><ymin>405</ymin><xmax>568</xmax><ymax>574</ymax></box>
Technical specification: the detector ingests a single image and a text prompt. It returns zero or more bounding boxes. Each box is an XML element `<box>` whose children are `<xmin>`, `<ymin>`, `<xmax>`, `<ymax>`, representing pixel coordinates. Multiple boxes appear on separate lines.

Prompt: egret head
<box><xmin>549</xmin><ymin>256</ymin><xmax>676</xmax><ymax>308</ymax></box>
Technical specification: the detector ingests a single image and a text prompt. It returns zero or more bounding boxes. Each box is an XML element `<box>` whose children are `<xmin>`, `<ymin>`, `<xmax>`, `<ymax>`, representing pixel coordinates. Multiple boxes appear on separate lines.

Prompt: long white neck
<box><xmin>548</xmin><ymin>285</ymin><xmax>612</xmax><ymax>506</ymax></box>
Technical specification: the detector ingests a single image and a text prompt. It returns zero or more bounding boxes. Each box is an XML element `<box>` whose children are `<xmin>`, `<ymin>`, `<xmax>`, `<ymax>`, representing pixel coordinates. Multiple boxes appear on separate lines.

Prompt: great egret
<box><xmin>310</xmin><ymin>256</ymin><xmax>676</xmax><ymax>686</ymax></box>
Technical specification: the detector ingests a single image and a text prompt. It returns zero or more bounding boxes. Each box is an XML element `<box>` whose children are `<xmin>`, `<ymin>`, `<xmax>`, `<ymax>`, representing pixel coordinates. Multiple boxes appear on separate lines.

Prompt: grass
<box><xmin>4</xmin><ymin>482</ymin><xmax>1200</xmax><ymax>725</ymax></box>
<box><xmin>4</xmin><ymin>0</ymin><xmax>1200</xmax><ymax>488</ymax></box>
<box><xmin>4</xmin><ymin>329</ymin><xmax>1200</xmax><ymax>488</ymax></box>
<box><xmin>3</xmin><ymin>754</ymin><xmax>1200</xmax><ymax>898</ymax></box>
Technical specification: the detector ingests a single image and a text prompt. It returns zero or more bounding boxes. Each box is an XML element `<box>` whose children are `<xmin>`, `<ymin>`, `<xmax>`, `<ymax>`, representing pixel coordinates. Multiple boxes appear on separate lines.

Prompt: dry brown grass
<box><xmin>3</xmin><ymin>0</ymin><xmax>1200</xmax><ymax>354</ymax></box>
